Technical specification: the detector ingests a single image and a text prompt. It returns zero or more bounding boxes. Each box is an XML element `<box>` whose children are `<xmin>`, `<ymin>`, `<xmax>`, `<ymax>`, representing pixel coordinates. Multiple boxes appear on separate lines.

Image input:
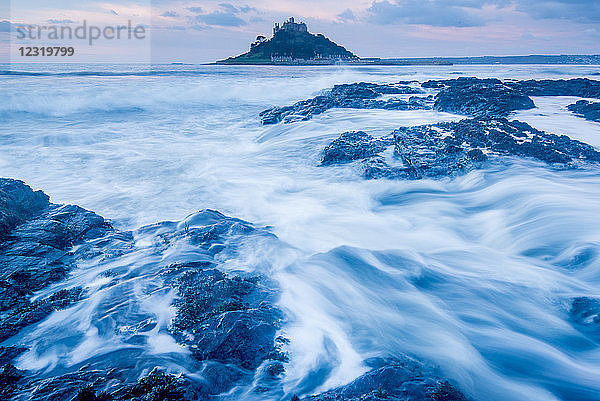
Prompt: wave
<box><xmin>2</xmin><ymin>65</ymin><xmax>600</xmax><ymax>400</ymax></box>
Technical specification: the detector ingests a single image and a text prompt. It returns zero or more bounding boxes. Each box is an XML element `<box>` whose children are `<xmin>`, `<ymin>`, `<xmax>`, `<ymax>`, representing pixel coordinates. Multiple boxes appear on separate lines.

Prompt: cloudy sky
<box><xmin>2</xmin><ymin>0</ymin><xmax>599</xmax><ymax>62</ymax></box>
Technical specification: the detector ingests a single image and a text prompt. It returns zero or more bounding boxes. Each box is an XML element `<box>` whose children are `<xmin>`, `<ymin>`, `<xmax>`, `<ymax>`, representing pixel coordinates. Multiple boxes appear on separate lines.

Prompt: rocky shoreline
<box><xmin>2</xmin><ymin>77</ymin><xmax>600</xmax><ymax>401</ymax></box>
<box><xmin>261</xmin><ymin>78</ymin><xmax>600</xmax><ymax>124</ymax></box>
<box><xmin>0</xmin><ymin>179</ymin><xmax>469</xmax><ymax>400</ymax></box>
<box><xmin>259</xmin><ymin>77</ymin><xmax>600</xmax><ymax>180</ymax></box>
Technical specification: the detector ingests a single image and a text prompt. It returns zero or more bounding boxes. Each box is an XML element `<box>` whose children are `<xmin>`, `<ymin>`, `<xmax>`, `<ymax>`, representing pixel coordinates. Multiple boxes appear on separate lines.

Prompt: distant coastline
<box><xmin>214</xmin><ymin>17</ymin><xmax>600</xmax><ymax>67</ymax></box>
<box><xmin>214</xmin><ymin>54</ymin><xmax>600</xmax><ymax>66</ymax></box>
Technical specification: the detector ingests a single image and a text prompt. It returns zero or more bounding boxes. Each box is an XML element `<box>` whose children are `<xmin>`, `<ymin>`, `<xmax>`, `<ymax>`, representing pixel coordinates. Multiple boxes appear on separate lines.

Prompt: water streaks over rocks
<box><xmin>0</xmin><ymin>179</ymin><xmax>283</xmax><ymax>400</ymax></box>
<box><xmin>320</xmin><ymin>118</ymin><xmax>600</xmax><ymax>180</ymax></box>
<box><xmin>0</xmin><ymin>179</ymin><xmax>470</xmax><ymax>401</ymax></box>
<box><xmin>260</xmin><ymin>82</ymin><xmax>429</xmax><ymax>124</ymax></box>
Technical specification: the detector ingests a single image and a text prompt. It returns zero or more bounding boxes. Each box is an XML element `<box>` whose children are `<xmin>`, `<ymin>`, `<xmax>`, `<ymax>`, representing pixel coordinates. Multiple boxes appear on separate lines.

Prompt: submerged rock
<box><xmin>570</xmin><ymin>297</ymin><xmax>600</xmax><ymax>337</ymax></box>
<box><xmin>422</xmin><ymin>77</ymin><xmax>535</xmax><ymax>117</ymax></box>
<box><xmin>260</xmin><ymin>82</ymin><xmax>428</xmax><ymax>124</ymax></box>
<box><xmin>320</xmin><ymin>118</ymin><xmax>600</xmax><ymax>180</ymax></box>
<box><xmin>115</xmin><ymin>367</ymin><xmax>197</xmax><ymax>401</ymax></box>
<box><xmin>0</xmin><ymin>287</ymin><xmax>84</xmax><ymax>342</ymax></box>
<box><xmin>302</xmin><ymin>357</ymin><xmax>468</xmax><ymax>401</ymax></box>
<box><xmin>568</xmin><ymin>100</ymin><xmax>600</xmax><ymax>122</ymax></box>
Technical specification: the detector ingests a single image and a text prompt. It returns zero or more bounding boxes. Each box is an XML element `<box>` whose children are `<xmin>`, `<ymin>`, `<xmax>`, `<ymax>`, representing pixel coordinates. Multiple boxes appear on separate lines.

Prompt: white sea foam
<box><xmin>2</xmin><ymin>63</ymin><xmax>600</xmax><ymax>400</ymax></box>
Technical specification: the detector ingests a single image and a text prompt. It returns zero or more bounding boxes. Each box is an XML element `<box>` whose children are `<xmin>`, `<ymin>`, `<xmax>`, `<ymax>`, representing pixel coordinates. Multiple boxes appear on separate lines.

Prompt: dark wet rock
<box><xmin>0</xmin><ymin>287</ymin><xmax>84</xmax><ymax>341</ymax></box>
<box><xmin>0</xmin><ymin>346</ymin><xmax>27</xmax><ymax>366</ymax></box>
<box><xmin>13</xmin><ymin>363</ymin><xmax>203</xmax><ymax>401</ymax></box>
<box><xmin>166</xmin><ymin>264</ymin><xmax>283</xmax><ymax>370</ymax></box>
<box><xmin>266</xmin><ymin>78</ymin><xmax>600</xmax><ymax>124</ymax></box>
<box><xmin>423</xmin><ymin>77</ymin><xmax>535</xmax><ymax>117</ymax></box>
<box><xmin>0</xmin><ymin>364</ymin><xmax>24</xmax><ymax>399</ymax></box>
<box><xmin>321</xmin><ymin>118</ymin><xmax>600</xmax><ymax>180</ymax></box>
<box><xmin>14</xmin><ymin>366</ymin><xmax>118</xmax><ymax>401</ymax></box>
<box><xmin>508</xmin><ymin>78</ymin><xmax>600</xmax><ymax>98</ymax></box>
<box><xmin>321</xmin><ymin>131</ymin><xmax>394</xmax><ymax>166</ymax></box>
<box><xmin>0</xmin><ymin>179</ymin><xmax>49</xmax><ymax>239</ymax></box>
<box><xmin>304</xmin><ymin>358</ymin><xmax>468</xmax><ymax>401</ymax></box>
<box><xmin>396</xmin><ymin>118</ymin><xmax>600</xmax><ymax>166</ymax></box>
<box><xmin>0</xmin><ymin>179</ymin><xmax>116</xmax><ymax>342</ymax></box>
<box><xmin>76</xmin><ymin>385</ymin><xmax>112</xmax><ymax>401</ymax></box>
<box><xmin>427</xmin><ymin>381</ymin><xmax>469</xmax><ymax>401</ymax></box>
<box><xmin>146</xmin><ymin>209</ymin><xmax>262</xmax><ymax>258</ymax></box>
<box><xmin>158</xmin><ymin>260</ymin><xmax>285</xmax><ymax>396</ymax></box>
<box><xmin>0</xmin><ymin>179</ymin><xmax>285</xmax><ymax>400</ymax></box>
<box><xmin>568</xmin><ymin>100</ymin><xmax>600</xmax><ymax>122</ymax></box>
<box><xmin>422</xmin><ymin>78</ymin><xmax>600</xmax><ymax>119</ymax></box>
<box><xmin>260</xmin><ymin>82</ymin><xmax>428</xmax><ymax>124</ymax></box>
<box><xmin>116</xmin><ymin>367</ymin><xmax>197</xmax><ymax>401</ymax></box>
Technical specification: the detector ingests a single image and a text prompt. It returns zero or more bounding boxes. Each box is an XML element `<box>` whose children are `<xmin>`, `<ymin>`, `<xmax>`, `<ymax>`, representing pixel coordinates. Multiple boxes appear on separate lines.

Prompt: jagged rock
<box><xmin>0</xmin><ymin>179</ymin><xmax>115</xmax><ymax>341</ymax></box>
<box><xmin>0</xmin><ymin>346</ymin><xmax>27</xmax><ymax>366</ymax></box>
<box><xmin>265</xmin><ymin>78</ymin><xmax>600</xmax><ymax>124</ymax></box>
<box><xmin>0</xmin><ymin>180</ymin><xmax>285</xmax><ymax>400</ymax></box>
<box><xmin>260</xmin><ymin>82</ymin><xmax>428</xmax><ymax>124</ymax></box>
<box><xmin>320</xmin><ymin>118</ymin><xmax>600</xmax><ymax>180</ymax></box>
<box><xmin>321</xmin><ymin>131</ymin><xmax>393</xmax><ymax>166</ymax></box>
<box><xmin>568</xmin><ymin>100</ymin><xmax>600</xmax><ymax>122</ymax></box>
<box><xmin>0</xmin><ymin>179</ymin><xmax>49</xmax><ymax>239</ymax></box>
<box><xmin>422</xmin><ymin>78</ymin><xmax>600</xmax><ymax>119</ymax></box>
<box><xmin>0</xmin><ymin>180</ymin><xmax>473</xmax><ymax>401</ymax></box>
<box><xmin>508</xmin><ymin>78</ymin><xmax>600</xmax><ymax>98</ymax></box>
<box><xmin>157</xmin><ymin>260</ymin><xmax>285</xmax><ymax>396</ymax></box>
<box><xmin>396</xmin><ymin>118</ymin><xmax>600</xmax><ymax>165</ymax></box>
<box><xmin>304</xmin><ymin>358</ymin><xmax>467</xmax><ymax>401</ymax></box>
<box><xmin>76</xmin><ymin>385</ymin><xmax>112</xmax><ymax>401</ymax></box>
<box><xmin>422</xmin><ymin>77</ymin><xmax>535</xmax><ymax>117</ymax></box>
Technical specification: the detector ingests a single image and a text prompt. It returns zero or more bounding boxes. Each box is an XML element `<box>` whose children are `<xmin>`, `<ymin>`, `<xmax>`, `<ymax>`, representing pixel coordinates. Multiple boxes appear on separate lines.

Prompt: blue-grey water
<box><xmin>2</xmin><ymin>63</ymin><xmax>600</xmax><ymax>400</ymax></box>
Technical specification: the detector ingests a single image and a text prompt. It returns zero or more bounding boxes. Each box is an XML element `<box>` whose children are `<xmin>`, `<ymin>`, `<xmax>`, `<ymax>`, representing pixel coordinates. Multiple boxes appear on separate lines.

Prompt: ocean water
<box><xmin>2</xmin><ymin>63</ymin><xmax>600</xmax><ymax>400</ymax></box>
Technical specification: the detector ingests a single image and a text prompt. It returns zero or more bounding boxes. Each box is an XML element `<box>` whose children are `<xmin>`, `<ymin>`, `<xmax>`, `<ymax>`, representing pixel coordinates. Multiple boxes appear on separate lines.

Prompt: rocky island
<box><xmin>218</xmin><ymin>17</ymin><xmax>358</xmax><ymax>65</ymax></box>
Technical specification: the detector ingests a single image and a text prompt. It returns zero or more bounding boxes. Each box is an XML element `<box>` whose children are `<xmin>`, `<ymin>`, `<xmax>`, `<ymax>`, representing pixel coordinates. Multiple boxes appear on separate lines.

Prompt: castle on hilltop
<box><xmin>273</xmin><ymin>17</ymin><xmax>307</xmax><ymax>35</ymax></box>
<box><xmin>219</xmin><ymin>17</ymin><xmax>358</xmax><ymax>64</ymax></box>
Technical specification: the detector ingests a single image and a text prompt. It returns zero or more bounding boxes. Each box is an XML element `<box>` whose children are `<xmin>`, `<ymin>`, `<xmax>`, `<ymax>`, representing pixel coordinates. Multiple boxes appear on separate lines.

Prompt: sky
<box><xmin>1</xmin><ymin>0</ymin><xmax>599</xmax><ymax>63</ymax></box>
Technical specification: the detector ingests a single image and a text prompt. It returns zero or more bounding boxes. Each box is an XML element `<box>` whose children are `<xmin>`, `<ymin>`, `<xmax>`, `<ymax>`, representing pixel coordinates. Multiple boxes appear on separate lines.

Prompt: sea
<box><xmin>1</xmin><ymin>63</ymin><xmax>600</xmax><ymax>400</ymax></box>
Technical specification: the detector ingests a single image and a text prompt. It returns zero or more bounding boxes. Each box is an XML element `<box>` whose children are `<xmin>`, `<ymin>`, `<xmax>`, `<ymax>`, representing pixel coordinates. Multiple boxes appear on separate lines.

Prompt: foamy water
<box><xmin>2</xmin><ymin>63</ymin><xmax>600</xmax><ymax>400</ymax></box>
